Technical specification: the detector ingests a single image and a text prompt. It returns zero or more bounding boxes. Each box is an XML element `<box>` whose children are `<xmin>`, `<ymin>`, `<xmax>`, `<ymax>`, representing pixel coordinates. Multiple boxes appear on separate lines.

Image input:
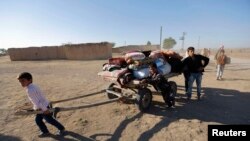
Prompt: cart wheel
<box><xmin>136</xmin><ymin>88</ymin><xmax>152</xmax><ymax>112</ymax></box>
<box><xmin>106</xmin><ymin>83</ymin><xmax>120</xmax><ymax>99</ymax></box>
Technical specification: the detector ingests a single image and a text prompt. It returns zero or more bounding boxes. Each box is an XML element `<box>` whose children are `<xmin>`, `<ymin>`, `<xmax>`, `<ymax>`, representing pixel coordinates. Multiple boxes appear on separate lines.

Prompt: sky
<box><xmin>0</xmin><ymin>0</ymin><xmax>250</xmax><ymax>49</ymax></box>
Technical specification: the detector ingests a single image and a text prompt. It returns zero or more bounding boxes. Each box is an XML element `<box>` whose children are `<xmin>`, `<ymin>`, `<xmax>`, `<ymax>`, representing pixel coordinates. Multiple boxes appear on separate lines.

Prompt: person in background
<box><xmin>17</xmin><ymin>72</ymin><xmax>65</xmax><ymax>138</ymax></box>
<box><xmin>182</xmin><ymin>47</ymin><xmax>209</xmax><ymax>100</ymax></box>
<box><xmin>216</xmin><ymin>49</ymin><xmax>227</xmax><ymax>80</ymax></box>
<box><xmin>214</xmin><ymin>45</ymin><xmax>225</xmax><ymax>61</ymax></box>
<box><xmin>208</xmin><ymin>48</ymin><xmax>211</xmax><ymax>57</ymax></box>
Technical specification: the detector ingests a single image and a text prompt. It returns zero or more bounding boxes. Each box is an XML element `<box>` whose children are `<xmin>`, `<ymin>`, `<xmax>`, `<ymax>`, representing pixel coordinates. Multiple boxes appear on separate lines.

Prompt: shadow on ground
<box><xmin>91</xmin><ymin>85</ymin><xmax>250</xmax><ymax>141</ymax></box>
<box><xmin>0</xmin><ymin>134</ymin><xmax>21</xmax><ymax>141</ymax></box>
<box><xmin>39</xmin><ymin>131</ymin><xmax>95</xmax><ymax>141</ymax></box>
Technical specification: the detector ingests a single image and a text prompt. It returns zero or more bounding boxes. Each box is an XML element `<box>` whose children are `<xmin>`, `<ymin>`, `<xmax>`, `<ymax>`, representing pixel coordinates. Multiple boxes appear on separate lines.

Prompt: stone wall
<box><xmin>8</xmin><ymin>42</ymin><xmax>113</xmax><ymax>61</ymax></box>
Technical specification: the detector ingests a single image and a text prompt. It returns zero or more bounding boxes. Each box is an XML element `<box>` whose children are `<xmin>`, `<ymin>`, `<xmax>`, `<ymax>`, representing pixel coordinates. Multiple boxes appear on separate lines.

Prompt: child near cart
<box><xmin>141</xmin><ymin>63</ymin><xmax>175</xmax><ymax>107</ymax></box>
<box><xmin>17</xmin><ymin>72</ymin><xmax>65</xmax><ymax>137</ymax></box>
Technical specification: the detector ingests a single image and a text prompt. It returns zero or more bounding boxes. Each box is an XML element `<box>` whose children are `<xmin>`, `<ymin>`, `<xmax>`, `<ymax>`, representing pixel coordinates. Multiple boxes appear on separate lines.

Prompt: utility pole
<box><xmin>160</xmin><ymin>26</ymin><xmax>162</xmax><ymax>50</ymax></box>
<box><xmin>197</xmin><ymin>36</ymin><xmax>200</xmax><ymax>48</ymax></box>
<box><xmin>182</xmin><ymin>32</ymin><xmax>186</xmax><ymax>50</ymax></box>
<box><xmin>180</xmin><ymin>32</ymin><xmax>186</xmax><ymax>50</ymax></box>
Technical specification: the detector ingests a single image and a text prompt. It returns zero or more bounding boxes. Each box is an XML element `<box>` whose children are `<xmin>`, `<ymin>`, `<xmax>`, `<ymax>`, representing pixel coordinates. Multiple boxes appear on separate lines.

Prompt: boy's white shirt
<box><xmin>26</xmin><ymin>83</ymin><xmax>49</xmax><ymax>111</ymax></box>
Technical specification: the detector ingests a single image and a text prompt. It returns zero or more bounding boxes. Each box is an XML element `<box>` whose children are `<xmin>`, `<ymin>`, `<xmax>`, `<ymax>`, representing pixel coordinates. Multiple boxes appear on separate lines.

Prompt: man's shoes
<box><xmin>216</xmin><ymin>77</ymin><xmax>219</xmax><ymax>80</ymax></box>
<box><xmin>55</xmin><ymin>129</ymin><xmax>66</xmax><ymax>136</ymax></box>
<box><xmin>38</xmin><ymin>132</ymin><xmax>51</xmax><ymax>138</ymax></box>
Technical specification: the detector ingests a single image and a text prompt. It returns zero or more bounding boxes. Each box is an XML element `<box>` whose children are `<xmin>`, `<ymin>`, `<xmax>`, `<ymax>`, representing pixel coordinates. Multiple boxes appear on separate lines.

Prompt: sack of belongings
<box><xmin>155</xmin><ymin>58</ymin><xmax>171</xmax><ymax>75</ymax></box>
<box><xmin>98</xmin><ymin>49</ymin><xmax>183</xmax><ymax>83</ymax></box>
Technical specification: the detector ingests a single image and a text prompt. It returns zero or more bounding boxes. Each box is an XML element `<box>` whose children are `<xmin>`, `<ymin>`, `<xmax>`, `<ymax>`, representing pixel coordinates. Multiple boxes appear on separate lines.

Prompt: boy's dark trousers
<box><xmin>153</xmin><ymin>83</ymin><xmax>174</xmax><ymax>107</ymax></box>
<box><xmin>161</xmin><ymin>90</ymin><xmax>173</xmax><ymax>107</ymax></box>
<box><xmin>35</xmin><ymin>113</ymin><xmax>64</xmax><ymax>133</ymax></box>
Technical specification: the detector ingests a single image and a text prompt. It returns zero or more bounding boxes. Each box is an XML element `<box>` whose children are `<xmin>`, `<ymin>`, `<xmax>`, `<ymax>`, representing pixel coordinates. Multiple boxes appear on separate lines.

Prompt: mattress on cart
<box><xmin>98</xmin><ymin>69</ymin><xmax>127</xmax><ymax>81</ymax></box>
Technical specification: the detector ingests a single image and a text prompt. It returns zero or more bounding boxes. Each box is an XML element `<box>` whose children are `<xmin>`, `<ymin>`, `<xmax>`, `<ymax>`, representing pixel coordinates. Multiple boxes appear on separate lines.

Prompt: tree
<box><xmin>146</xmin><ymin>41</ymin><xmax>151</xmax><ymax>45</ymax></box>
<box><xmin>163</xmin><ymin>37</ymin><xmax>176</xmax><ymax>49</ymax></box>
<box><xmin>0</xmin><ymin>48</ymin><xmax>7</xmax><ymax>55</ymax></box>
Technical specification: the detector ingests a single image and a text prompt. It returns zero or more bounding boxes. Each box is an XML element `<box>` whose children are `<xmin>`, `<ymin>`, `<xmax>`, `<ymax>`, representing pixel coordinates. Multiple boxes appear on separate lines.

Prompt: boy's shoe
<box><xmin>216</xmin><ymin>77</ymin><xmax>219</xmax><ymax>80</ymax></box>
<box><xmin>38</xmin><ymin>132</ymin><xmax>51</xmax><ymax>138</ymax></box>
<box><xmin>55</xmin><ymin>129</ymin><xmax>66</xmax><ymax>136</ymax></box>
<box><xmin>197</xmin><ymin>95</ymin><xmax>201</xmax><ymax>101</ymax></box>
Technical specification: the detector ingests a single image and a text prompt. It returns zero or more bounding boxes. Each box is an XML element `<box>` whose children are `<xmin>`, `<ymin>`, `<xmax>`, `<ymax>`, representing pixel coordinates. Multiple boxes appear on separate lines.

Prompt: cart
<box><xmin>102</xmin><ymin>72</ymin><xmax>180</xmax><ymax>112</ymax></box>
<box><xmin>14</xmin><ymin>73</ymin><xmax>180</xmax><ymax>116</ymax></box>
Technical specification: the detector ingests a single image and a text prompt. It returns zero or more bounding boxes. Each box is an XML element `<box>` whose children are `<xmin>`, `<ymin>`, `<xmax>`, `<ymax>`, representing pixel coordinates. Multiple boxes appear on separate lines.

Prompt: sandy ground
<box><xmin>0</xmin><ymin>51</ymin><xmax>250</xmax><ymax>141</ymax></box>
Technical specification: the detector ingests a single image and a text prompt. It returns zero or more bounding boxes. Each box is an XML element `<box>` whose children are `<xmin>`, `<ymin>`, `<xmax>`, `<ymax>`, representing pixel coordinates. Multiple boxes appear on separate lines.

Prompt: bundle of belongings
<box><xmin>98</xmin><ymin>50</ymin><xmax>183</xmax><ymax>85</ymax></box>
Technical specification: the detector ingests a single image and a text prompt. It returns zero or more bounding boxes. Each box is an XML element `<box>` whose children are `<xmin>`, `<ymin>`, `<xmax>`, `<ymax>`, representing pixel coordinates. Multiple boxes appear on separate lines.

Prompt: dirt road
<box><xmin>0</xmin><ymin>55</ymin><xmax>249</xmax><ymax>141</ymax></box>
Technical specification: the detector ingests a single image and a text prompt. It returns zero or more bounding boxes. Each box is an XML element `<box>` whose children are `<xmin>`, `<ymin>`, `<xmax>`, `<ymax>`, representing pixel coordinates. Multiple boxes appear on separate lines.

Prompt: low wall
<box><xmin>64</xmin><ymin>42</ymin><xmax>112</xmax><ymax>60</ymax></box>
<box><xmin>8</xmin><ymin>42</ymin><xmax>113</xmax><ymax>61</ymax></box>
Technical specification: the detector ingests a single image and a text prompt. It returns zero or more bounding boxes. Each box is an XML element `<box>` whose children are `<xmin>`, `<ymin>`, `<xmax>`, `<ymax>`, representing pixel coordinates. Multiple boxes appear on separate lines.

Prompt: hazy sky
<box><xmin>0</xmin><ymin>0</ymin><xmax>249</xmax><ymax>49</ymax></box>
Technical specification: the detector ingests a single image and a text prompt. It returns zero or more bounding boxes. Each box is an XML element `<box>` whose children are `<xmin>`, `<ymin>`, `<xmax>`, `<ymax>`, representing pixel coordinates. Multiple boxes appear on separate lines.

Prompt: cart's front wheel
<box><xmin>106</xmin><ymin>83</ymin><xmax>121</xmax><ymax>99</ymax></box>
<box><xmin>136</xmin><ymin>88</ymin><xmax>152</xmax><ymax>112</ymax></box>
